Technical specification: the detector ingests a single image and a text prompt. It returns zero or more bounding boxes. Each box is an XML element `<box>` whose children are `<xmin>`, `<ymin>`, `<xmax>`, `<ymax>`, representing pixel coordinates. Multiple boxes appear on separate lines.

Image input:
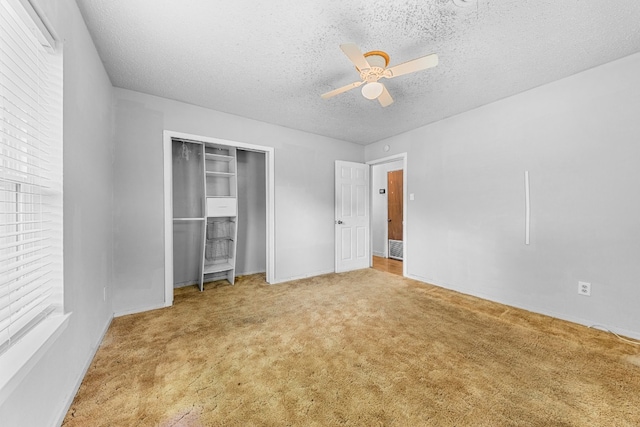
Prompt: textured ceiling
<box><xmin>75</xmin><ymin>0</ymin><xmax>640</xmax><ymax>145</ymax></box>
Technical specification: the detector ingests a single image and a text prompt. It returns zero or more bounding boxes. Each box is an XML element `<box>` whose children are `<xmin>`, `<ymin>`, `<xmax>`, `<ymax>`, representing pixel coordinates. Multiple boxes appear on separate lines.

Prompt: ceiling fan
<box><xmin>321</xmin><ymin>43</ymin><xmax>438</xmax><ymax>107</ymax></box>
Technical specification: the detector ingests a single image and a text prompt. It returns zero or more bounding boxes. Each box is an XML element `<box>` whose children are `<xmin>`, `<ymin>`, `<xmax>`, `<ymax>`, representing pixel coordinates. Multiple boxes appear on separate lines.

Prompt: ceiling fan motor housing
<box><xmin>359</xmin><ymin>51</ymin><xmax>390</xmax><ymax>82</ymax></box>
<box><xmin>361</xmin><ymin>67</ymin><xmax>384</xmax><ymax>82</ymax></box>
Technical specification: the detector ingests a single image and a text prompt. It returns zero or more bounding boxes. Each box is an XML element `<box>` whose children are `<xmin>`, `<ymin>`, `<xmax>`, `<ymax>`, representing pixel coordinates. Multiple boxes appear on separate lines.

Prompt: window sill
<box><xmin>0</xmin><ymin>313</ymin><xmax>71</xmax><ymax>406</ymax></box>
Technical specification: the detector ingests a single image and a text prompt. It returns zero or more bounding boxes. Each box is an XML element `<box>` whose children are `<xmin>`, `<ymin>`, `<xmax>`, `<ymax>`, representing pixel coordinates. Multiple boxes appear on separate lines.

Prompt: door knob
<box><xmin>337</xmin><ymin>220</ymin><xmax>343</xmax><ymax>224</ymax></box>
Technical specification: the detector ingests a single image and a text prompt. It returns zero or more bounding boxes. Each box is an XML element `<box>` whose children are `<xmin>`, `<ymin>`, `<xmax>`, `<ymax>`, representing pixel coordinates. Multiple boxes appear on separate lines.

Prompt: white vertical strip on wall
<box><xmin>0</xmin><ymin>0</ymin><xmax>62</xmax><ymax>354</ymax></box>
<box><xmin>524</xmin><ymin>171</ymin><xmax>530</xmax><ymax>245</ymax></box>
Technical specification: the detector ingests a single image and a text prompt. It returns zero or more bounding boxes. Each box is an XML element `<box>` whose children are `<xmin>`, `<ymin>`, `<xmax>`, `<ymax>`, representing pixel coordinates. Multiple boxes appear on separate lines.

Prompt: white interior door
<box><xmin>335</xmin><ymin>161</ymin><xmax>370</xmax><ymax>272</ymax></box>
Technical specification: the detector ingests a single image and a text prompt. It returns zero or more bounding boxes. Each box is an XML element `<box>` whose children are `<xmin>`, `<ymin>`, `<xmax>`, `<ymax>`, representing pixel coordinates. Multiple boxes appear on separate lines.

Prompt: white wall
<box><xmin>236</xmin><ymin>150</ymin><xmax>267</xmax><ymax>275</ymax></box>
<box><xmin>365</xmin><ymin>53</ymin><xmax>640</xmax><ymax>338</ymax></box>
<box><xmin>112</xmin><ymin>88</ymin><xmax>363</xmax><ymax>315</ymax></box>
<box><xmin>371</xmin><ymin>160</ymin><xmax>403</xmax><ymax>257</ymax></box>
<box><xmin>0</xmin><ymin>0</ymin><xmax>115</xmax><ymax>425</ymax></box>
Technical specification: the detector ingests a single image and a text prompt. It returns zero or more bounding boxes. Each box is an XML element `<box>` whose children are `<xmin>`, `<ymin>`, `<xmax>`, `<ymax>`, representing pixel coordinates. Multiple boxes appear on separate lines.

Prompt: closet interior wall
<box><xmin>172</xmin><ymin>140</ymin><xmax>204</xmax><ymax>288</ymax></box>
<box><xmin>236</xmin><ymin>150</ymin><xmax>266</xmax><ymax>275</ymax></box>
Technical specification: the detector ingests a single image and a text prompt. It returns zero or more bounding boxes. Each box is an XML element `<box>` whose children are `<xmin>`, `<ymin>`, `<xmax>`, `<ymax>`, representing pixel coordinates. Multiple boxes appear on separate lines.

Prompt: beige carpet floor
<box><xmin>63</xmin><ymin>269</ymin><xmax>640</xmax><ymax>426</ymax></box>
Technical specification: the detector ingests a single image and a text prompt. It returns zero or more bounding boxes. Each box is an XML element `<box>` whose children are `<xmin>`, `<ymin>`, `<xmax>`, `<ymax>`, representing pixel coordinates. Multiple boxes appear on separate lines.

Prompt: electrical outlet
<box><xmin>578</xmin><ymin>281</ymin><xmax>591</xmax><ymax>296</ymax></box>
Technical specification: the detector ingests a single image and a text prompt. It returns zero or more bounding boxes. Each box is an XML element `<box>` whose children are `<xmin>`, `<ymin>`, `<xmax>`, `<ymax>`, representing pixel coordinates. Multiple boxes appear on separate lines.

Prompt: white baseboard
<box><xmin>174</xmin><ymin>280</ymin><xmax>199</xmax><ymax>288</ymax></box>
<box><xmin>236</xmin><ymin>270</ymin><xmax>267</xmax><ymax>276</ymax></box>
<box><xmin>271</xmin><ymin>269</ymin><xmax>335</xmax><ymax>285</ymax></box>
<box><xmin>114</xmin><ymin>302</ymin><xmax>167</xmax><ymax>318</ymax></box>
<box><xmin>53</xmin><ymin>314</ymin><xmax>113</xmax><ymax>427</ymax></box>
<box><xmin>406</xmin><ymin>273</ymin><xmax>640</xmax><ymax>341</ymax></box>
<box><xmin>372</xmin><ymin>251</ymin><xmax>386</xmax><ymax>258</ymax></box>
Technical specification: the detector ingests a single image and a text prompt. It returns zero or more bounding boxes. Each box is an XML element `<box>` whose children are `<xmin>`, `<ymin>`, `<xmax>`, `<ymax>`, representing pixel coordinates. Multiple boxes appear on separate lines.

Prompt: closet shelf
<box><xmin>203</xmin><ymin>262</ymin><xmax>234</xmax><ymax>275</ymax></box>
<box><xmin>205</xmin><ymin>153</ymin><xmax>234</xmax><ymax>162</ymax></box>
<box><xmin>206</xmin><ymin>171</ymin><xmax>235</xmax><ymax>177</ymax></box>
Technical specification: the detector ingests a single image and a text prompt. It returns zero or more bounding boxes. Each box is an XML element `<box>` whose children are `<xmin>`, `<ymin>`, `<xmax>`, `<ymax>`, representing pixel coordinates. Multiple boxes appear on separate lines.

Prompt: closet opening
<box><xmin>163</xmin><ymin>131</ymin><xmax>275</xmax><ymax>306</ymax></box>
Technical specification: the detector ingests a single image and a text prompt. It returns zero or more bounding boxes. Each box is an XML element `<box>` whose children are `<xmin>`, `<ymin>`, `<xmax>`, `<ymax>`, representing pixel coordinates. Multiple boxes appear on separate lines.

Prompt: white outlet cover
<box><xmin>578</xmin><ymin>281</ymin><xmax>591</xmax><ymax>296</ymax></box>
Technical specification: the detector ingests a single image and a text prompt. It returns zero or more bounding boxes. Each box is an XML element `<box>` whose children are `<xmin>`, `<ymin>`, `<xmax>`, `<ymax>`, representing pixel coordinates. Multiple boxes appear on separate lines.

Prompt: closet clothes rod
<box><xmin>173</xmin><ymin>217</ymin><xmax>205</xmax><ymax>221</ymax></box>
<box><xmin>171</xmin><ymin>137</ymin><xmax>203</xmax><ymax>145</ymax></box>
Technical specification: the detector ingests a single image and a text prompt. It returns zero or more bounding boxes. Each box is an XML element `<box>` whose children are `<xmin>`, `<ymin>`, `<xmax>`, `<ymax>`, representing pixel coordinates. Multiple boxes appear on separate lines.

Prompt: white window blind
<box><xmin>0</xmin><ymin>0</ymin><xmax>62</xmax><ymax>355</ymax></box>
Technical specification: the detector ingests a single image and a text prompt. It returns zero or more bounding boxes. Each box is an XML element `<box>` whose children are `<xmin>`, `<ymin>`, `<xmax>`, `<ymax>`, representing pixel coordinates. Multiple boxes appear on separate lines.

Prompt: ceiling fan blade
<box><xmin>377</xmin><ymin>84</ymin><xmax>394</xmax><ymax>107</ymax></box>
<box><xmin>321</xmin><ymin>81</ymin><xmax>363</xmax><ymax>99</ymax></box>
<box><xmin>385</xmin><ymin>53</ymin><xmax>438</xmax><ymax>78</ymax></box>
<box><xmin>340</xmin><ymin>43</ymin><xmax>371</xmax><ymax>71</ymax></box>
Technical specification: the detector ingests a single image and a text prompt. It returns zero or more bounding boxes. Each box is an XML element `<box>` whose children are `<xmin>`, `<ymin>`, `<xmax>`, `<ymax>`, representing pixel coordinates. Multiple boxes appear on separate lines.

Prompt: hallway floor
<box><xmin>372</xmin><ymin>256</ymin><xmax>403</xmax><ymax>276</ymax></box>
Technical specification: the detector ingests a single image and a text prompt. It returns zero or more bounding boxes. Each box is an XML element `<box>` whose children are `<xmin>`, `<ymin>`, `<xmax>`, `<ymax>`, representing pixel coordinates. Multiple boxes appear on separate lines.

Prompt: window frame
<box><xmin>0</xmin><ymin>0</ymin><xmax>67</xmax><ymax>406</ymax></box>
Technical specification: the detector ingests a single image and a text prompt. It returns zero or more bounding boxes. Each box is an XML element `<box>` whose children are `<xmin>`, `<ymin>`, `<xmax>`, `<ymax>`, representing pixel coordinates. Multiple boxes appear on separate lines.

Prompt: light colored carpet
<box><xmin>63</xmin><ymin>269</ymin><xmax>640</xmax><ymax>426</ymax></box>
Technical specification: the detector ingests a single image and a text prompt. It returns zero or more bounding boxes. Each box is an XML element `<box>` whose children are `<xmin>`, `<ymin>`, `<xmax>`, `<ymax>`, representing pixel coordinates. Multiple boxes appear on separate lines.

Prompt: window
<box><xmin>0</xmin><ymin>0</ymin><xmax>63</xmax><ymax>355</ymax></box>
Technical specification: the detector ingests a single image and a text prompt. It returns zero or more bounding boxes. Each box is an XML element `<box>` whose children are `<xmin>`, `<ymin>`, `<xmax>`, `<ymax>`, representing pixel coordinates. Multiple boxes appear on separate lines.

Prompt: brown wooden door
<box><xmin>387</xmin><ymin>170</ymin><xmax>403</xmax><ymax>241</ymax></box>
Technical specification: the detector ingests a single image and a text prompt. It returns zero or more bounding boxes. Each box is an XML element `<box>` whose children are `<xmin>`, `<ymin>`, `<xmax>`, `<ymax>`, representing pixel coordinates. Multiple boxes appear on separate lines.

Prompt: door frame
<box><xmin>163</xmin><ymin>130</ymin><xmax>275</xmax><ymax>306</ymax></box>
<box><xmin>367</xmin><ymin>153</ymin><xmax>408</xmax><ymax>277</ymax></box>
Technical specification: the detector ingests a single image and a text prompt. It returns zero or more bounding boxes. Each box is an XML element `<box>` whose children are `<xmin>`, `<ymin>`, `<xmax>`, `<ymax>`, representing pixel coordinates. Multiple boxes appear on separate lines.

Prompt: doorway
<box><xmin>368</xmin><ymin>153</ymin><xmax>407</xmax><ymax>277</ymax></box>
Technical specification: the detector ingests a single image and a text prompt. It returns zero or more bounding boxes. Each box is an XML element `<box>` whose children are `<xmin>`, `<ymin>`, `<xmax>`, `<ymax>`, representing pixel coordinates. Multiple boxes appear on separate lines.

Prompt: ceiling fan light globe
<box><xmin>361</xmin><ymin>82</ymin><xmax>384</xmax><ymax>100</ymax></box>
